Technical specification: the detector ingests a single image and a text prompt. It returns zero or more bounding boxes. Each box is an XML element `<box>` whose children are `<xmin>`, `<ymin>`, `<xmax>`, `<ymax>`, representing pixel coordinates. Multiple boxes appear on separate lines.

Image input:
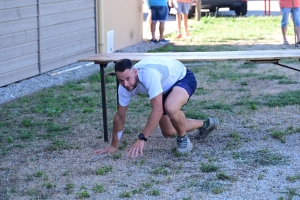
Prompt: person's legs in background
<box><xmin>176</xmin><ymin>2</ymin><xmax>183</xmax><ymax>38</ymax></box>
<box><xmin>151</xmin><ymin>21</ymin><xmax>158</xmax><ymax>42</ymax></box>
<box><xmin>175</xmin><ymin>2</ymin><xmax>191</xmax><ymax>38</ymax></box>
<box><xmin>281</xmin><ymin>7</ymin><xmax>290</xmax><ymax>45</ymax></box>
<box><xmin>157</xmin><ymin>5</ymin><xmax>170</xmax><ymax>44</ymax></box>
<box><xmin>292</xmin><ymin>7</ymin><xmax>300</xmax><ymax>46</ymax></box>
<box><xmin>181</xmin><ymin>2</ymin><xmax>190</xmax><ymax>37</ymax></box>
<box><xmin>150</xmin><ymin>6</ymin><xmax>159</xmax><ymax>43</ymax></box>
<box><xmin>176</xmin><ymin>13</ymin><xmax>183</xmax><ymax>38</ymax></box>
<box><xmin>159</xmin><ymin>21</ymin><xmax>166</xmax><ymax>40</ymax></box>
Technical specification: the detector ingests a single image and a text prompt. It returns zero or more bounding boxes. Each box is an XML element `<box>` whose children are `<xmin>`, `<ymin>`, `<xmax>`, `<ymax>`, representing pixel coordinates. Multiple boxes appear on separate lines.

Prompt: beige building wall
<box><xmin>98</xmin><ymin>0</ymin><xmax>143</xmax><ymax>53</ymax></box>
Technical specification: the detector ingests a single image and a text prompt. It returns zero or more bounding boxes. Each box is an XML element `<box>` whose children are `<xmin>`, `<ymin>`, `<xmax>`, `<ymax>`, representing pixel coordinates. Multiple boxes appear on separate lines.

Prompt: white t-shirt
<box><xmin>118</xmin><ymin>57</ymin><xmax>187</xmax><ymax>106</ymax></box>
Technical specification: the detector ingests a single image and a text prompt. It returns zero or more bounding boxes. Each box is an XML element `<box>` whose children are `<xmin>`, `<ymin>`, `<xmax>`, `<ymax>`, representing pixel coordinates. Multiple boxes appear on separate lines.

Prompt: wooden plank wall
<box><xmin>0</xmin><ymin>0</ymin><xmax>96</xmax><ymax>87</ymax></box>
<box><xmin>0</xmin><ymin>0</ymin><xmax>39</xmax><ymax>86</ymax></box>
<box><xmin>39</xmin><ymin>0</ymin><xmax>96</xmax><ymax>73</ymax></box>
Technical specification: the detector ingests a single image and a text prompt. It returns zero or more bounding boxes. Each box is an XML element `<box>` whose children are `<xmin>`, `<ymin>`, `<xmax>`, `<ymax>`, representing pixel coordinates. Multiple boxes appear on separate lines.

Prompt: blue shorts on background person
<box><xmin>150</xmin><ymin>6</ymin><xmax>168</xmax><ymax>22</ymax></box>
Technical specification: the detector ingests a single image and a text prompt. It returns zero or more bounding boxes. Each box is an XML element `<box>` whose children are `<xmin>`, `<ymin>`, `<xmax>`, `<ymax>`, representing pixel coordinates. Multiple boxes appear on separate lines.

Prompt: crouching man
<box><xmin>95</xmin><ymin>57</ymin><xmax>219</xmax><ymax>157</ymax></box>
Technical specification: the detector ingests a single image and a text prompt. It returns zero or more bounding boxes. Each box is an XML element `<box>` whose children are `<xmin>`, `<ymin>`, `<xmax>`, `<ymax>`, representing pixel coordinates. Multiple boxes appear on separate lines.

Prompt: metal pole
<box><xmin>115</xmin><ymin>65</ymin><xmax>119</xmax><ymax>107</ymax></box>
<box><xmin>99</xmin><ymin>62</ymin><xmax>109</xmax><ymax>142</ymax></box>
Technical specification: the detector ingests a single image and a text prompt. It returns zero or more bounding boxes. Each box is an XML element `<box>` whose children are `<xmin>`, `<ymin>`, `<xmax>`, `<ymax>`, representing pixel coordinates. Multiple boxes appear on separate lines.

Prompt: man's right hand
<box><xmin>94</xmin><ymin>145</ymin><xmax>117</xmax><ymax>154</ymax></box>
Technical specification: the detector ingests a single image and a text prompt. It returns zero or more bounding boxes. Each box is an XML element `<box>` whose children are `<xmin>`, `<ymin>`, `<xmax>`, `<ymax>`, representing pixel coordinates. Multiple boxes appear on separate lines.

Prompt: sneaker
<box><xmin>283</xmin><ymin>40</ymin><xmax>289</xmax><ymax>45</ymax></box>
<box><xmin>158</xmin><ymin>39</ymin><xmax>170</xmax><ymax>44</ymax></box>
<box><xmin>195</xmin><ymin>117</ymin><xmax>219</xmax><ymax>139</ymax></box>
<box><xmin>296</xmin><ymin>41</ymin><xmax>300</xmax><ymax>47</ymax></box>
<box><xmin>176</xmin><ymin>135</ymin><xmax>193</xmax><ymax>154</ymax></box>
<box><xmin>150</xmin><ymin>39</ymin><xmax>158</xmax><ymax>43</ymax></box>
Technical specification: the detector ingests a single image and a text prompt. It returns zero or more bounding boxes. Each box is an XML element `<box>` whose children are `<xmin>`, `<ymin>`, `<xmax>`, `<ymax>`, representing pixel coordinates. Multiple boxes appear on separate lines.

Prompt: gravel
<box><xmin>0</xmin><ymin>62</ymin><xmax>98</xmax><ymax>105</ymax></box>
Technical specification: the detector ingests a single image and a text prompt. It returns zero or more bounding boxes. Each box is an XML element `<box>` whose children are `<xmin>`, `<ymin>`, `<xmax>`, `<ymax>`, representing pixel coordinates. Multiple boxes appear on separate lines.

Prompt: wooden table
<box><xmin>79</xmin><ymin>49</ymin><xmax>300</xmax><ymax>142</ymax></box>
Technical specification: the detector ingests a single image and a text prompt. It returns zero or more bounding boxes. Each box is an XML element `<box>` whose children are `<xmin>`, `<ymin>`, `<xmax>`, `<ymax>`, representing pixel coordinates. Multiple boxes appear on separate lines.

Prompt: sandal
<box><xmin>283</xmin><ymin>40</ymin><xmax>289</xmax><ymax>45</ymax></box>
<box><xmin>176</xmin><ymin>34</ymin><xmax>182</xmax><ymax>39</ymax></box>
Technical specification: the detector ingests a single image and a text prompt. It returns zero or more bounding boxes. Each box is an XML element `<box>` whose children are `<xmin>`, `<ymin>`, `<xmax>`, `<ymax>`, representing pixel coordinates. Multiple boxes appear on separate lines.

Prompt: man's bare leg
<box><xmin>160</xmin><ymin>115</ymin><xmax>204</xmax><ymax>137</ymax></box>
<box><xmin>295</xmin><ymin>26</ymin><xmax>300</xmax><ymax>42</ymax></box>
<box><xmin>159</xmin><ymin>21</ymin><xmax>165</xmax><ymax>40</ymax></box>
<box><xmin>176</xmin><ymin>14</ymin><xmax>182</xmax><ymax>37</ymax></box>
<box><xmin>160</xmin><ymin>86</ymin><xmax>198</xmax><ymax>153</ymax></box>
<box><xmin>159</xmin><ymin>86</ymin><xmax>203</xmax><ymax>137</ymax></box>
<box><xmin>151</xmin><ymin>21</ymin><xmax>158</xmax><ymax>41</ymax></box>
<box><xmin>282</xmin><ymin>26</ymin><xmax>288</xmax><ymax>44</ymax></box>
<box><xmin>183</xmin><ymin>14</ymin><xmax>189</xmax><ymax>36</ymax></box>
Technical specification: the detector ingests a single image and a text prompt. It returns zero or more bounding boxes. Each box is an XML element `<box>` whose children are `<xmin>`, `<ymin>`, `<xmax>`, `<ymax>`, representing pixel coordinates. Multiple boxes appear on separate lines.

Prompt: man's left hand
<box><xmin>127</xmin><ymin>140</ymin><xmax>145</xmax><ymax>157</ymax></box>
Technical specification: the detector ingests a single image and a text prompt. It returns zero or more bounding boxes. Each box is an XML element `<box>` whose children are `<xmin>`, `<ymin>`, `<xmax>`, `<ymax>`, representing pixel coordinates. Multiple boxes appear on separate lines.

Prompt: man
<box><xmin>279</xmin><ymin>0</ymin><xmax>300</xmax><ymax>46</ymax></box>
<box><xmin>95</xmin><ymin>57</ymin><xmax>219</xmax><ymax>157</ymax></box>
<box><xmin>148</xmin><ymin>0</ymin><xmax>170</xmax><ymax>44</ymax></box>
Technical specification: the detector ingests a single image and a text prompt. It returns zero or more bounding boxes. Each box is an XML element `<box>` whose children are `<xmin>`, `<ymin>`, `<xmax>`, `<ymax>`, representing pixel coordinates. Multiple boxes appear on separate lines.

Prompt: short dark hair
<box><xmin>114</xmin><ymin>59</ymin><xmax>133</xmax><ymax>72</ymax></box>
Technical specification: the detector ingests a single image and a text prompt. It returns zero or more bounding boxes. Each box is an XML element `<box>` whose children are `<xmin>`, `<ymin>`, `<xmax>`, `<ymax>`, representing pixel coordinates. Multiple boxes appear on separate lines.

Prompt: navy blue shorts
<box><xmin>162</xmin><ymin>69</ymin><xmax>197</xmax><ymax>115</ymax></box>
<box><xmin>150</xmin><ymin>6</ymin><xmax>168</xmax><ymax>22</ymax></box>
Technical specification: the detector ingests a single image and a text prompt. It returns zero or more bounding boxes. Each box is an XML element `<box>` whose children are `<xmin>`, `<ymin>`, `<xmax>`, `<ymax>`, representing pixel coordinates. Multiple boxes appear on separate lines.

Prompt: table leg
<box><xmin>99</xmin><ymin>63</ymin><xmax>109</xmax><ymax>142</ymax></box>
<box><xmin>116</xmin><ymin>75</ymin><xmax>119</xmax><ymax>106</ymax></box>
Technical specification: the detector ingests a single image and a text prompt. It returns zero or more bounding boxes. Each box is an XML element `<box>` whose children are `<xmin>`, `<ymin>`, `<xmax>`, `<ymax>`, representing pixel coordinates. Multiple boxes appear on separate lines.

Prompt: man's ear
<box><xmin>133</xmin><ymin>68</ymin><xmax>138</xmax><ymax>75</ymax></box>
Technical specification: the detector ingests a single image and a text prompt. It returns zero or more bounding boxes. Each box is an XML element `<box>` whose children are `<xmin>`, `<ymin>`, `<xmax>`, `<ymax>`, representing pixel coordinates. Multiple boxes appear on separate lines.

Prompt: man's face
<box><xmin>116</xmin><ymin>68</ymin><xmax>138</xmax><ymax>91</ymax></box>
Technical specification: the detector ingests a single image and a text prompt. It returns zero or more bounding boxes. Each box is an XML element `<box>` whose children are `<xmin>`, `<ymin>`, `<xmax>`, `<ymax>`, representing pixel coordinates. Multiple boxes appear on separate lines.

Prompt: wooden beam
<box><xmin>79</xmin><ymin>49</ymin><xmax>300</xmax><ymax>63</ymax></box>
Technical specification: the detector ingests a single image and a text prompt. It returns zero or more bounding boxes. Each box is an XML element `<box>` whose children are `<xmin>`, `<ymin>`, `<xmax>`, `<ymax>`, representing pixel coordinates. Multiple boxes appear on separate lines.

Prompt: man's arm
<box><xmin>142</xmin><ymin>93</ymin><xmax>164</xmax><ymax>138</ymax></box>
<box><xmin>94</xmin><ymin>104</ymin><xmax>128</xmax><ymax>154</ymax></box>
<box><xmin>111</xmin><ymin>105</ymin><xmax>128</xmax><ymax>148</ymax></box>
<box><xmin>127</xmin><ymin>93</ymin><xmax>164</xmax><ymax>157</ymax></box>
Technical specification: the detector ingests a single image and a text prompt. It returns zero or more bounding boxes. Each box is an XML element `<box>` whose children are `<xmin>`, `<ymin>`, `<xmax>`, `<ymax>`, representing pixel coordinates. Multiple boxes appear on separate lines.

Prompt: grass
<box><xmin>0</xmin><ymin>14</ymin><xmax>300</xmax><ymax>199</ymax></box>
<box><xmin>151</xmin><ymin>16</ymin><xmax>295</xmax><ymax>53</ymax></box>
<box><xmin>263</xmin><ymin>90</ymin><xmax>300</xmax><ymax>107</ymax></box>
<box><xmin>45</xmin><ymin>139</ymin><xmax>72</xmax><ymax>151</ymax></box>
<box><xmin>95</xmin><ymin>165</ymin><xmax>113</xmax><ymax>175</ymax></box>
<box><xmin>200</xmin><ymin>163</ymin><xmax>220</xmax><ymax>172</ymax></box>
<box><xmin>216</xmin><ymin>172</ymin><xmax>237</xmax><ymax>182</ymax></box>
<box><xmin>65</xmin><ymin>183</ymin><xmax>75</xmax><ymax>192</ymax></box>
<box><xmin>233</xmin><ymin>149</ymin><xmax>289</xmax><ymax>167</ymax></box>
<box><xmin>286</xmin><ymin>174</ymin><xmax>300</xmax><ymax>183</ymax></box>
